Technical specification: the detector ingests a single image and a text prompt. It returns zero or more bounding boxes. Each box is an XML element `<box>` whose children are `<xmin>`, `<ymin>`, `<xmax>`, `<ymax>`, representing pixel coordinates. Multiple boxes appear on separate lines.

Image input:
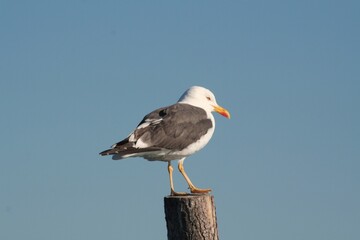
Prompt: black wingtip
<box><xmin>99</xmin><ymin>149</ymin><xmax>111</xmax><ymax>156</ymax></box>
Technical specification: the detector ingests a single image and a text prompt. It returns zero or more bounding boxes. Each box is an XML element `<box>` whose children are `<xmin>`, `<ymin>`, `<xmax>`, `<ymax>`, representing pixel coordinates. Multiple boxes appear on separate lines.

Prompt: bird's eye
<box><xmin>206</xmin><ymin>96</ymin><xmax>211</xmax><ymax>101</ymax></box>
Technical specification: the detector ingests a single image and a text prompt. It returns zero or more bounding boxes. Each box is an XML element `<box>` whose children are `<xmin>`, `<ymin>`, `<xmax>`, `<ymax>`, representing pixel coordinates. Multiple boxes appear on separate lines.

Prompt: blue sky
<box><xmin>1</xmin><ymin>1</ymin><xmax>359</xmax><ymax>239</ymax></box>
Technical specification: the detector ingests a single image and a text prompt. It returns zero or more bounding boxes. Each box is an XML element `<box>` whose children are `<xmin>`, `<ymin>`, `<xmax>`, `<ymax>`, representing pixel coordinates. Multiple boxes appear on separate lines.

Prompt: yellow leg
<box><xmin>178</xmin><ymin>158</ymin><xmax>211</xmax><ymax>194</ymax></box>
<box><xmin>167</xmin><ymin>161</ymin><xmax>187</xmax><ymax>196</ymax></box>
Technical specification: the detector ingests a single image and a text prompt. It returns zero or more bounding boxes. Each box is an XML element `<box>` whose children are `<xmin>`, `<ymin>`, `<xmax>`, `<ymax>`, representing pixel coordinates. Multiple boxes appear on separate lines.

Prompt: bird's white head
<box><xmin>178</xmin><ymin>86</ymin><xmax>231</xmax><ymax>118</ymax></box>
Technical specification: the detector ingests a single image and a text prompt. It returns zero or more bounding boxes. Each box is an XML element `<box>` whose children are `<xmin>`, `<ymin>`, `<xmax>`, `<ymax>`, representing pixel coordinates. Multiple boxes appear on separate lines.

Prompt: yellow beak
<box><xmin>213</xmin><ymin>105</ymin><xmax>231</xmax><ymax>119</ymax></box>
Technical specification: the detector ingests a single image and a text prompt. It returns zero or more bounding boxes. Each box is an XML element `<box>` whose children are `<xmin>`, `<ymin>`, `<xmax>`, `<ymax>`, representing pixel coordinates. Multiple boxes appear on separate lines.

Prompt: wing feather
<box><xmin>99</xmin><ymin>103</ymin><xmax>212</xmax><ymax>159</ymax></box>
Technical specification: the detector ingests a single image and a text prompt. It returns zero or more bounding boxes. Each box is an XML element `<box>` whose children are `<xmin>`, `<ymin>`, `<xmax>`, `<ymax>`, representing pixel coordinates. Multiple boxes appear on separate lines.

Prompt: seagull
<box><xmin>99</xmin><ymin>86</ymin><xmax>230</xmax><ymax>195</ymax></box>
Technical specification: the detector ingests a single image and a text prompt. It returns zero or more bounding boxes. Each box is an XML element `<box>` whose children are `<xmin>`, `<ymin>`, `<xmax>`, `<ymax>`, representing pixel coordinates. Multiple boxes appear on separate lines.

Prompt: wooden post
<box><xmin>164</xmin><ymin>194</ymin><xmax>219</xmax><ymax>240</ymax></box>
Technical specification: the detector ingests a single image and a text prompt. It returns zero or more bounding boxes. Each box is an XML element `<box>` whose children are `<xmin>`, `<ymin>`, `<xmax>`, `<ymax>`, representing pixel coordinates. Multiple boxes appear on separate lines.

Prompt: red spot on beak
<box><xmin>213</xmin><ymin>105</ymin><xmax>231</xmax><ymax>119</ymax></box>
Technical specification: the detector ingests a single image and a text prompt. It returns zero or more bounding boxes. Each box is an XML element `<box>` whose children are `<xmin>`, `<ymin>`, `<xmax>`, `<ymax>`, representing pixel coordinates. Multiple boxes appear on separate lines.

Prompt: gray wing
<box><xmin>138</xmin><ymin>103</ymin><xmax>213</xmax><ymax>150</ymax></box>
<box><xmin>99</xmin><ymin>103</ymin><xmax>212</xmax><ymax>158</ymax></box>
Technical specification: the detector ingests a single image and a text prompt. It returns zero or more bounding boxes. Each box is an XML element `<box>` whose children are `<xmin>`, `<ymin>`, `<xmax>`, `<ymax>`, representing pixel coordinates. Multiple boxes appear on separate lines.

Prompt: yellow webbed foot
<box><xmin>189</xmin><ymin>186</ymin><xmax>212</xmax><ymax>194</ymax></box>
